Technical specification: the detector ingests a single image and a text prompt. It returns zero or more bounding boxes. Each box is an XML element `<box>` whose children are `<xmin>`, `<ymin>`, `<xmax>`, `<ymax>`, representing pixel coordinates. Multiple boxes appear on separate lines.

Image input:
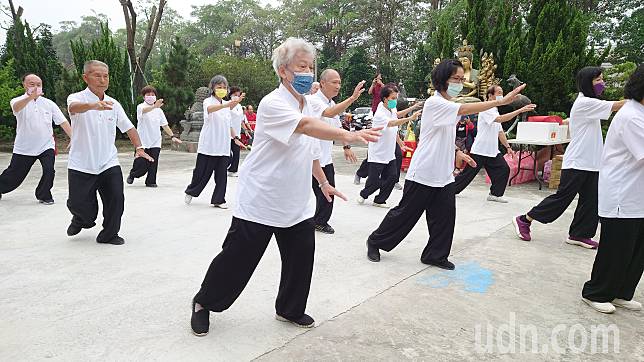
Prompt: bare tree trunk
<box><xmin>120</xmin><ymin>0</ymin><xmax>167</xmax><ymax>94</ymax></box>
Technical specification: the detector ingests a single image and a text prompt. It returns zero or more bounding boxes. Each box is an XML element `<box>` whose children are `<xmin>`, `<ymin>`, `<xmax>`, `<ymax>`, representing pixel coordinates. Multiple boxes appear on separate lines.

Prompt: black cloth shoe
<box><xmin>126</xmin><ymin>175</ymin><xmax>134</xmax><ymax>184</ymax></box>
<box><xmin>423</xmin><ymin>259</ymin><xmax>455</xmax><ymax>270</ymax></box>
<box><xmin>367</xmin><ymin>241</ymin><xmax>380</xmax><ymax>262</ymax></box>
<box><xmin>145</xmin><ymin>184</ymin><xmax>158</xmax><ymax>188</ymax></box>
<box><xmin>315</xmin><ymin>224</ymin><xmax>335</xmax><ymax>234</ymax></box>
<box><xmin>97</xmin><ymin>235</ymin><xmax>125</xmax><ymax>245</ymax></box>
<box><xmin>191</xmin><ymin>298</ymin><xmax>210</xmax><ymax>336</ymax></box>
<box><xmin>67</xmin><ymin>224</ymin><xmax>82</xmax><ymax>236</ymax></box>
<box><xmin>275</xmin><ymin>313</ymin><xmax>315</xmax><ymax>328</ymax></box>
<box><xmin>39</xmin><ymin>199</ymin><xmax>55</xmax><ymax>205</ymax></box>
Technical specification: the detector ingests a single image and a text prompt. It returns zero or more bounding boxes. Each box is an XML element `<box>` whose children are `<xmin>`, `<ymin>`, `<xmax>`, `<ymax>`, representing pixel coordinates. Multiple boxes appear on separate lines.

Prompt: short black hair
<box><xmin>229</xmin><ymin>86</ymin><xmax>242</xmax><ymax>95</ymax></box>
<box><xmin>380</xmin><ymin>84</ymin><xmax>399</xmax><ymax>100</ymax></box>
<box><xmin>576</xmin><ymin>66</ymin><xmax>603</xmax><ymax>98</ymax></box>
<box><xmin>624</xmin><ymin>64</ymin><xmax>644</xmax><ymax>102</ymax></box>
<box><xmin>431</xmin><ymin>59</ymin><xmax>464</xmax><ymax>93</ymax></box>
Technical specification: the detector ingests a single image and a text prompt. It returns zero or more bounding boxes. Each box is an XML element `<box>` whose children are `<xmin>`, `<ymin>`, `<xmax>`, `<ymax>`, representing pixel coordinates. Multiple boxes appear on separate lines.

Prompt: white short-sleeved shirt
<box><xmin>307</xmin><ymin>91</ymin><xmax>342</xmax><ymax>167</ymax></box>
<box><xmin>234</xmin><ymin>84</ymin><xmax>320</xmax><ymax>228</ymax></box>
<box><xmin>406</xmin><ymin>92</ymin><xmax>461</xmax><ymax>187</ymax></box>
<box><xmin>198</xmin><ymin>97</ymin><xmax>232</xmax><ymax>156</ymax></box>
<box><xmin>67</xmin><ymin>88</ymin><xmax>134</xmax><ymax>174</ymax></box>
<box><xmin>136</xmin><ymin>103</ymin><xmax>168</xmax><ymax>149</ymax></box>
<box><xmin>598</xmin><ymin>100</ymin><xmax>644</xmax><ymax>218</ymax></box>
<box><xmin>10</xmin><ymin>94</ymin><xmax>67</xmax><ymax>156</ymax></box>
<box><xmin>471</xmin><ymin>107</ymin><xmax>502</xmax><ymax>157</ymax></box>
<box><xmin>230</xmin><ymin>104</ymin><xmax>244</xmax><ymax>137</ymax></box>
<box><xmin>368</xmin><ymin>102</ymin><xmax>398</xmax><ymax>164</ymax></box>
<box><xmin>562</xmin><ymin>93</ymin><xmax>614</xmax><ymax>171</ymax></box>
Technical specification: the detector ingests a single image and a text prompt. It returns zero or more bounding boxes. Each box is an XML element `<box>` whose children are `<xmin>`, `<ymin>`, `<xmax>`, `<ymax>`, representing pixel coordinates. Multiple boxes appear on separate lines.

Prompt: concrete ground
<box><xmin>0</xmin><ymin>146</ymin><xmax>642</xmax><ymax>361</ymax></box>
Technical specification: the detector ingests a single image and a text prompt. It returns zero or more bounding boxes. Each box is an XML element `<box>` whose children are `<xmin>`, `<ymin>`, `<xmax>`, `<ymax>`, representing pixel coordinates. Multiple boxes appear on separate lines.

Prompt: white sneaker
<box><xmin>213</xmin><ymin>203</ymin><xmax>228</xmax><ymax>209</ymax></box>
<box><xmin>394</xmin><ymin>183</ymin><xmax>403</xmax><ymax>190</ymax></box>
<box><xmin>582</xmin><ymin>298</ymin><xmax>616</xmax><ymax>314</ymax></box>
<box><xmin>612</xmin><ymin>299</ymin><xmax>642</xmax><ymax>311</ymax></box>
<box><xmin>354</xmin><ymin>175</ymin><xmax>361</xmax><ymax>185</ymax></box>
<box><xmin>357</xmin><ymin>196</ymin><xmax>365</xmax><ymax>205</ymax></box>
<box><xmin>372</xmin><ymin>202</ymin><xmax>390</xmax><ymax>208</ymax></box>
<box><xmin>487</xmin><ymin>194</ymin><xmax>509</xmax><ymax>203</ymax></box>
<box><xmin>228</xmin><ymin>172</ymin><xmax>238</xmax><ymax>177</ymax></box>
<box><xmin>184</xmin><ymin>194</ymin><xmax>193</xmax><ymax>205</ymax></box>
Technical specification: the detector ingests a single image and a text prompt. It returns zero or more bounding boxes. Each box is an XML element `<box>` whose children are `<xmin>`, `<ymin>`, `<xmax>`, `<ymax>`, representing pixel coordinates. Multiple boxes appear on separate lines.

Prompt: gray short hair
<box><xmin>319</xmin><ymin>69</ymin><xmax>339</xmax><ymax>82</ymax></box>
<box><xmin>209</xmin><ymin>75</ymin><xmax>228</xmax><ymax>89</ymax></box>
<box><xmin>83</xmin><ymin>60</ymin><xmax>109</xmax><ymax>74</ymax></box>
<box><xmin>271</xmin><ymin>37</ymin><xmax>316</xmax><ymax>76</ymax></box>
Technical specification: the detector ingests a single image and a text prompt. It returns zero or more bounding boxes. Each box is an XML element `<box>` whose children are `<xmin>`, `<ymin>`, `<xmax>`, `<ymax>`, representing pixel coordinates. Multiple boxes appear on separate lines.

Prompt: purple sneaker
<box><xmin>566</xmin><ymin>236</ymin><xmax>599</xmax><ymax>249</ymax></box>
<box><xmin>512</xmin><ymin>216</ymin><xmax>531</xmax><ymax>241</ymax></box>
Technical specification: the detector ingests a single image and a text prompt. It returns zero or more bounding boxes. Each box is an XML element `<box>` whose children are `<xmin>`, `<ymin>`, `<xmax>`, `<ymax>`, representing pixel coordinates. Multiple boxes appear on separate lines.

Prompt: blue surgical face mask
<box><xmin>387</xmin><ymin>99</ymin><xmax>397</xmax><ymax>109</ymax></box>
<box><xmin>495</xmin><ymin>95</ymin><xmax>503</xmax><ymax>101</ymax></box>
<box><xmin>446</xmin><ymin>82</ymin><xmax>463</xmax><ymax>97</ymax></box>
<box><xmin>289</xmin><ymin>71</ymin><xmax>314</xmax><ymax>95</ymax></box>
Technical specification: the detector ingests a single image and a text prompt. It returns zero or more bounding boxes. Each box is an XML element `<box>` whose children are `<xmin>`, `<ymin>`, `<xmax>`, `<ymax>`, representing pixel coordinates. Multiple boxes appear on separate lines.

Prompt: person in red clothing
<box><xmin>368</xmin><ymin>73</ymin><xmax>384</xmax><ymax>114</ymax></box>
<box><xmin>244</xmin><ymin>105</ymin><xmax>257</xmax><ymax>130</ymax></box>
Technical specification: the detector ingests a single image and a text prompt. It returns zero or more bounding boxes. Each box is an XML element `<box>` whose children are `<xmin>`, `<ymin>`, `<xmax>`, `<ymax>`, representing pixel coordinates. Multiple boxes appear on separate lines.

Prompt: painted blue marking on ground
<box><xmin>416</xmin><ymin>261</ymin><xmax>494</xmax><ymax>293</ymax></box>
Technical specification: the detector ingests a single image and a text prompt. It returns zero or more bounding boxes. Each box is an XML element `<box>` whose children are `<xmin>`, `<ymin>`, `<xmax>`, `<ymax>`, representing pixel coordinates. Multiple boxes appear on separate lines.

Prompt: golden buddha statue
<box><xmin>478</xmin><ymin>52</ymin><xmax>500</xmax><ymax>99</ymax></box>
<box><xmin>454</xmin><ymin>40</ymin><xmax>480</xmax><ymax>103</ymax></box>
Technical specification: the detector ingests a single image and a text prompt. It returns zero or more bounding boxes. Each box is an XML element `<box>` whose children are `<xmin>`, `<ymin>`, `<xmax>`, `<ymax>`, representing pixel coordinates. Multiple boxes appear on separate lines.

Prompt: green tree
<box><xmin>613</xmin><ymin>8</ymin><xmax>644</xmax><ymax>63</ymax></box>
<box><xmin>52</xmin><ymin>15</ymin><xmax>107</xmax><ymax>66</ymax></box>
<box><xmin>335</xmin><ymin>46</ymin><xmax>373</xmax><ymax>108</ymax></box>
<box><xmin>0</xmin><ymin>59</ymin><xmax>24</xmax><ymax>127</ymax></box>
<box><xmin>70</xmin><ymin>23</ymin><xmax>135</xmax><ymax>121</ymax></box>
<box><xmin>154</xmin><ymin>38</ymin><xmax>195</xmax><ymax>127</ymax></box>
<box><xmin>192</xmin><ymin>55</ymin><xmax>277</xmax><ymax>108</ymax></box>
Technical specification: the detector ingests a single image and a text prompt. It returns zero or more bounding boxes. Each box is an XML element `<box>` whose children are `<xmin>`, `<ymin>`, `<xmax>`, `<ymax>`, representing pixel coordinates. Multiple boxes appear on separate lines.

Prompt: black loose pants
<box><xmin>312</xmin><ymin>163</ymin><xmax>335</xmax><ymax>226</ymax></box>
<box><xmin>582</xmin><ymin>218</ymin><xmax>644</xmax><ymax>302</ymax></box>
<box><xmin>128</xmin><ymin>147</ymin><xmax>161</xmax><ymax>185</ymax></box>
<box><xmin>67</xmin><ymin>166</ymin><xmax>124</xmax><ymax>243</ymax></box>
<box><xmin>368</xmin><ymin>180</ymin><xmax>456</xmax><ymax>264</ymax></box>
<box><xmin>454</xmin><ymin>153</ymin><xmax>510</xmax><ymax>197</ymax></box>
<box><xmin>185</xmin><ymin>153</ymin><xmax>229</xmax><ymax>205</ymax></box>
<box><xmin>0</xmin><ymin>149</ymin><xmax>55</xmax><ymax>201</ymax></box>
<box><xmin>527</xmin><ymin>169</ymin><xmax>598</xmax><ymax>238</ymax></box>
<box><xmin>195</xmin><ymin>217</ymin><xmax>315</xmax><ymax>320</ymax></box>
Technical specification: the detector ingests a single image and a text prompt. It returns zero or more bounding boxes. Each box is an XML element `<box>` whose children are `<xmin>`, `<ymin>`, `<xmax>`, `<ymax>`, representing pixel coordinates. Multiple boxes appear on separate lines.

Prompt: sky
<box><xmin>0</xmin><ymin>0</ymin><xmax>281</xmax><ymax>44</ymax></box>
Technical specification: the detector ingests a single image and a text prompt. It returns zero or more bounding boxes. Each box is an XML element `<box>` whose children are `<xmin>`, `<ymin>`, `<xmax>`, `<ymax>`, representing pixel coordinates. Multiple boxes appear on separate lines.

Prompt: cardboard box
<box><xmin>517</xmin><ymin>122</ymin><xmax>559</xmax><ymax>141</ymax></box>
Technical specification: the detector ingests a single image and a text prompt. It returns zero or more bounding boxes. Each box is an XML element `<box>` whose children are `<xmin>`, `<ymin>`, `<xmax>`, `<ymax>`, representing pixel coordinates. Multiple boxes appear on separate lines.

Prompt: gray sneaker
<box><xmin>354</xmin><ymin>174</ymin><xmax>361</xmax><ymax>185</ymax></box>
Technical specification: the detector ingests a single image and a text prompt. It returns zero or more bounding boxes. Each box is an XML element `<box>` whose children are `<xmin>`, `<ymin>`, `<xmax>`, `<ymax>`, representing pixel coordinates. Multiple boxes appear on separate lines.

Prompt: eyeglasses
<box><xmin>449</xmin><ymin>76</ymin><xmax>465</xmax><ymax>83</ymax></box>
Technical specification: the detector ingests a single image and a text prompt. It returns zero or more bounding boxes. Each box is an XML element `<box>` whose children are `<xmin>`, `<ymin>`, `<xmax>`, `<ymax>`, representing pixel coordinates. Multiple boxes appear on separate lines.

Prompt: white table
<box><xmin>507</xmin><ymin>139</ymin><xmax>571</xmax><ymax>190</ymax></box>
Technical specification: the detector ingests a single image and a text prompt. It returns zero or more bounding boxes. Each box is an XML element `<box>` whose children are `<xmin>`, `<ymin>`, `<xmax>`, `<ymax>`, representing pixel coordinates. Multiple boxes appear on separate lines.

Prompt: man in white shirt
<box><xmin>127</xmin><ymin>85</ymin><xmax>181</xmax><ymax>187</ymax></box>
<box><xmin>306</xmin><ymin>68</ymin><xmax>364</xmax><ymax>234</ymax></box>
<box><xmin>582</xmin><ymin>66</ymin><xmax>644</xmax><ymax>314</ymax></box>
<box><xmin>66</xmin><ymin>60</ymin><xmax>153</xmax><ymax>246</ymax></box>
<box><xmin>454</xmin><ymin>85</ymin><xmax>536</xmax><ymax>202</ymax></box>
<box><xmin>190</xmin><ymin>38</ymin><xmax>381</xmax><ymax>337</ymax></box>
<box><xmin>0</xmin><ymin>74</ymin><xmax>72</xmax><ymax>204</ymax></box>
<box><xmin>184</xmin><ymin>75</ymin><xmax>245</xmax><ymax>209</ymax></box>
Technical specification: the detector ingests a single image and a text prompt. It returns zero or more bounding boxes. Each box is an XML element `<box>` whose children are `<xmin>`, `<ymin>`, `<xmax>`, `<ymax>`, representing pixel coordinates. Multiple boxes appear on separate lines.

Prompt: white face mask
<box><xmin>27</xmin><ymin>86</ymin><xmax>43</xmax><ymax>96</ymax></box>
<box><xmin>231</xmin><ymin>96</ymin><xmax>240</xmax><ymax>102</ymax></box>
<box><xmin>495</xmin><ymin>95</ymin><xmax>503</xmax><ymax>101</ymax></box>
<box><xmin>144</xmin><ymin>95</ymin><xmax>157</xmax><ymax>105</ymax></box>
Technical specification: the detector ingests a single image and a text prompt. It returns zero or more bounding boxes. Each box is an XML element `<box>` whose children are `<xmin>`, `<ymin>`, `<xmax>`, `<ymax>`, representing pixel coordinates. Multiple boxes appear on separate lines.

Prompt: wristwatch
<box><xmin>343</xmin><ymin>145</ymin><xmax>351</xmax><ymax>150</ymax></box>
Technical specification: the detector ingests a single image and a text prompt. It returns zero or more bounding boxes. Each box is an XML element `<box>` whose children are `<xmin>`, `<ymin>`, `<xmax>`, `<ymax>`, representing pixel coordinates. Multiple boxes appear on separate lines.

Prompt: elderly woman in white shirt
<box><xmin>126</xmin><ymin>85</ymin><xmax>181</xmax><ymax>187</ymax></box>
<box><xmin>190</xmin><ymin>38</ymin><xmax>381</xmax><ymax>337</ymax></box>
<box><xmin>366</xmin><ymin>59</ymin><xmax>524</xmax><ymax>270</ymax></box>
<box><xmin>513</xmin><ymin>67</ymin><xmax>625</xmax><ymax>249</ymax></box>
<box><xmin>184</xmin><ymin>75</ymin><xmax>245</xmax><ymax>208</ymax></box>
<box><xmin>581</xmin><ymin>65</ymin><xmax>644</xmax><ymax>314</ymax></box>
